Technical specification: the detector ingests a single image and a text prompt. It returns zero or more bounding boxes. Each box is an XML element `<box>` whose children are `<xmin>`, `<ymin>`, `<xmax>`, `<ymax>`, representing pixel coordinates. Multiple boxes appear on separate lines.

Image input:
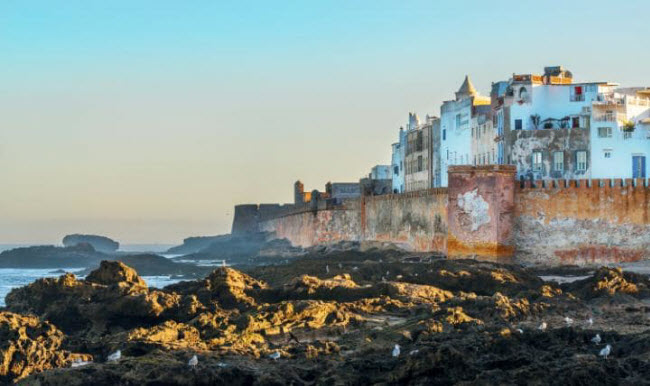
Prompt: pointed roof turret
<box><xmin>455</xmin><ymin>75</ymin><xmax>477</xmax><ymax>100</ymax></box>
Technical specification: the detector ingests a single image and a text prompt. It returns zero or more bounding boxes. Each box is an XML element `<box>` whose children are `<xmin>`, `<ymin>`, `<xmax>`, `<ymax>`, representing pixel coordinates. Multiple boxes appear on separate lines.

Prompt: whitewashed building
<box><xmin>439</xmin><ymin>76</ymin><xmax>490</xmax><ymax>186</ymax></box>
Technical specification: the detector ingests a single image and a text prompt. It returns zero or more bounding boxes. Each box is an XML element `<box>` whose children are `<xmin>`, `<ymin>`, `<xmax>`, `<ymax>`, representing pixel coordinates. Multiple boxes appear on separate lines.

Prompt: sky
<box><xmin>1</xmin><ymin>0</ymin><xmax>648</xmax><ymax>245</ymax></box>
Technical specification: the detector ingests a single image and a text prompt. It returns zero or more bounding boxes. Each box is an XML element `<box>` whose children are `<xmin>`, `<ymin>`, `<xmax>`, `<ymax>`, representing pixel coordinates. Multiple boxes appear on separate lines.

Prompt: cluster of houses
<box><xmin>389</xmin><ymin>65</ymin><xmax>650</xmax><ymax>193</ymax></box>
<box><xmin>293</xmin><ymin>66</ymin><xmax>649</xmax><ymax>204</ymax></box>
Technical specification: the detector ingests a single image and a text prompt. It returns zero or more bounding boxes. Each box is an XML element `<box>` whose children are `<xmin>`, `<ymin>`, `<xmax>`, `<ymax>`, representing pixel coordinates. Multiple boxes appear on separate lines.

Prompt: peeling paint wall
<box><xmin>514</xmin><ymin>179</ymin><xmax>650</xmax><ymax>265</ymax></box>
<box><xmin>362</xmin><ymin>189</ymin><xmax>448</xmax><ymax>252</ymax></box>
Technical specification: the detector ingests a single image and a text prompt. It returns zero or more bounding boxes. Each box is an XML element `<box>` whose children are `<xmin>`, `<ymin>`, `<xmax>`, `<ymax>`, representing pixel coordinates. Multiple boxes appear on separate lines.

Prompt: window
<box><xmin>533</xmin><ymin>151</ymin><xmax>543</xmax><ymax>172</ymax></box>
<box><xmin>417</xmin><ymin>156</ymin><xmax>423</xmax><ymax>172</ymax></box>
<box><xmin>515</xmin><ymin>119</ymin><xmax>523</xmax><ymax>130</ymax></box>
<box><xmin>442</xmin><ymin>129</ymin><xmax>446</xmax><ymax>140</ymax></box>
<box><xmin>598</xmin><ymin>127</ymin><xmax>612</xmax><ymax>138</ymax></box>
<box><xmin>576</xmin><ymin>151</ymin><xmax>587</xmax><ymax>171</ymax></box>
<box><xmin>572</xmin><ymin>117</ymin><xmax>580</xmax><ymax>128</ymax></box>
<box><xmin>455</xmin><ymin>114</ymin><xmax>461</xmax><ymax>128</ymax></box>
<box><xmin>553</xmin><ymin>152</ymin><xmax>564</xmax><ymax>172</ymax></box>
<box><xmin>603</xmin><ymin>150</ymin><xmax>612</xmax><ymax>159</ymax></box>
<box><xmin>393</xmin><ymin>166</ymin><xmax>399</xmax><ymax>175</ymax></box>
<box><xmin>623</xmin><ymin>132</ymin><xmax>632</xmax><ymax>140</ymax></box>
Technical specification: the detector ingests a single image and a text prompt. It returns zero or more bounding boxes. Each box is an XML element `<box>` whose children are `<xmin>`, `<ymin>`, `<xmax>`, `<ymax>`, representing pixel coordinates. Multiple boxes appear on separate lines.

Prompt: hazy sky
<box><xmin>1</xmin><ymin>0</ymin><xmax>648</xmax><ymax>244</ymax></box>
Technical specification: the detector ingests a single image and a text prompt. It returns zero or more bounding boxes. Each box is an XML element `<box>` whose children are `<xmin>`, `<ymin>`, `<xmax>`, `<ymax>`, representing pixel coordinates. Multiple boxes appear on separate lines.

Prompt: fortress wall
<box><xmin>514</xmin><ymin>178</ymin><xmax>650</xmax><ymax>265</ymax></box>
<box><xmin>251</xmin><ymin>171</ymin><xmax>650</xmax><ymax>266</ymax></box>
<box><xmin>362</xmin><ymin>189</ymin><xmax>448</xmax><ymax>252</ymax></box>
<box><xmin>259</xmin><ymin>200</ymin><xmax>362</xmax><ymax>247</ymax></box>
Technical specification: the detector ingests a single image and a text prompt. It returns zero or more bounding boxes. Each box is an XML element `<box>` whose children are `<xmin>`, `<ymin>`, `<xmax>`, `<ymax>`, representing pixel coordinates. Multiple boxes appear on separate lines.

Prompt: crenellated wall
<box><xmin>514</xmin><ymin>178</ymin><xmax>650</xmax><ymax>265</ymax></box>
<box><xmin>244</xmin><ymin>169</ymin><xmax>650</xmax><ymax>266</ymax></box>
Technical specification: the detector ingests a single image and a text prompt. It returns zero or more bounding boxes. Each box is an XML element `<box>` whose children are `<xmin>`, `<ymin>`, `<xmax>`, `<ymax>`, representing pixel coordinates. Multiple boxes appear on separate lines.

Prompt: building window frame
<box><xmin>576</xmin><ymin>150</ymin><xmax>587</xmax><ymax>171</ymax></box>
<box><xmin>515</xmin><ymin>119</ymin><xmax>523</xmax><ymax>130</ymax></box>
<box><xmin>598</xmin><ymin>127</ymin><xmax>612</xmax><ymax>138</ymax></box>
<box><xmin>532</xmin><ymin>151</ymin><xmax>543</xmax><ymax>172</ymax></box>
<box><xmin>553</xmin><ymin>151</ymin><xmax>564</xmax><ymax>172</ymax></box>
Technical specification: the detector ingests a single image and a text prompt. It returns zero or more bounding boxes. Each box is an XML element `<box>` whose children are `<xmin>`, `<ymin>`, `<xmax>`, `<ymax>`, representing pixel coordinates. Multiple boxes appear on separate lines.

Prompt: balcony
<box><xmin>593</xmin><ymin>112</ymin><xmax>626</xmax><ymax>122</ymax></box>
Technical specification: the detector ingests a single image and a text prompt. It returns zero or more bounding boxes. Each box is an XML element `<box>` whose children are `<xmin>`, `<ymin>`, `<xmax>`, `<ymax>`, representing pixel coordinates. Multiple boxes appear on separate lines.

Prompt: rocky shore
<box><xmin>2</xmin><ymin>249</ymin><xmax>650</xmax><ymax>384</ymax></box>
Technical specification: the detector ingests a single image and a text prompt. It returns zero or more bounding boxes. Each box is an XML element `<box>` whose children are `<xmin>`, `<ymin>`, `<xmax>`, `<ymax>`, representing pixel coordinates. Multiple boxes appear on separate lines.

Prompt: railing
<box><xmin>593</xmin><ymin>113</ymin><xmax>626</xmax><ymax>122</ymax></box>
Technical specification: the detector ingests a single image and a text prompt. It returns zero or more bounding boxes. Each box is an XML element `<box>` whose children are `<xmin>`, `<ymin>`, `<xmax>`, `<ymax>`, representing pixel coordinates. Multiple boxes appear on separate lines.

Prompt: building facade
<box><xmin>405</xmin><ymin>114</ymin><xmax>437</xmax><ymax>191</ymax></box>
<box><xmin>390</xmin><ymin>127</ymin><xmax>407</xmax><ymax>193</ymax></box>
<box><xmin>439</xmin><ymin>76</ymin><xmax>491</xmax><ymax>186</ymax></box>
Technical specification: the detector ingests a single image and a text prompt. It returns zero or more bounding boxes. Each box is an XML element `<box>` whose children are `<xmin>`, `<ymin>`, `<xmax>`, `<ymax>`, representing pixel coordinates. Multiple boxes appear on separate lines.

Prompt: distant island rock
<box><xmin>0</xmin><ymin>244</ymin><xmax>105</xmax><ymax>269</ymax></box>
<box><xmin>165</xmin><ymin>235</ymin><xmax>224</xmax><ymax>255</ymax></box>
<box><xmin>62</xmin><ymin>234</ymin><xmax>119</xmax><ymax>252</ymax></box>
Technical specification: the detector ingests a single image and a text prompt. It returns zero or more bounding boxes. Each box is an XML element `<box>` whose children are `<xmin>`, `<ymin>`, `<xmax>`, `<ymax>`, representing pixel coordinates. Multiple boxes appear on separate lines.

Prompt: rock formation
<box><xmin>62</xmin><ymin>234</ymin><xmax>119</xmax><ymax>252</ymax></box>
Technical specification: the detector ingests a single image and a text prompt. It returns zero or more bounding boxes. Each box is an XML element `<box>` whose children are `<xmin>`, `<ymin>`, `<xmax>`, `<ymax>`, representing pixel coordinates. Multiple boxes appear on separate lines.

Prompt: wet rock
<box><xmin>564</xmin><ymin>267</ymin><xmax>649</xmax><ymax>299</ymax></box>
<box><xmin>0</xmin><ymin>311</ymin><xmax>91</xmax><ymax>383</ymax></box>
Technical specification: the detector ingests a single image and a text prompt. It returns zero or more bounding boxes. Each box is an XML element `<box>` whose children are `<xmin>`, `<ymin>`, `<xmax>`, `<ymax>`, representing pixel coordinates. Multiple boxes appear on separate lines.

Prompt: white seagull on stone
<box><xmin>599</xmin><ymin>344</ymin><xmax>612</xmax><ymax>359</ymax></box>
<box><xmin>107</xmin><ymin>350</ymin><xmax>121</xmax><ymax>362</ymax></box>
<box><xmin>592</xmin><ymin>334</ymin><xmax>602</xmax><ymax>344</ymax></box>
<box><xmin>538</xmin><ymin>322</ymin><xmax>547</xmax><ymax>331</ymax></box>
<box><xmin>338</xmin><ymin>263</ymin><xmax>342</xmax><ymax>269</ymax></box>
<box><xmin>269</xmin><ymin>351</ymin><xmax>281</xmax><ymax>360</ymax></box>
<box><xmin>392</xmin><ymin>344</ymin><xmax>401</xmax><ymax>358</ymax></box>
<box><xmin>325</xmin><ymin>265</ymin><xmax>330</xmax><ymax>274</ymax></box>
<box><xmin>188</xmin><ymin>355</ymin><xmax>198</xmax><ymax>369</ymax></box>
<box><xmin>586</xmin><ymin>317</ymin><xmax>594</xmax><ymax>327</ymax></box>
<box><xmin>564</xmin><ymin>316</ymin><xmax>574</xmax><ymax>326</ymax></box>
<box><xmin>516</xmin><ymin>328</ymin><xmax>524</xmax><ymax>334</ymax></box>
<box><xmin>409</xmin><ymin>349</ymin><xmax>419</xmax><ymax>356</ymax></box>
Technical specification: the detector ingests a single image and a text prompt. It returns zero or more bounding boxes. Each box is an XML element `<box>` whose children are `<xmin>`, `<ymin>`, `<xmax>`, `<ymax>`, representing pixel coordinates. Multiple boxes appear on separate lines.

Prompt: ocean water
<box><xmin>0</xmin><ymin>268</ymin><xmax>184</xmax><ymax>307</ymax></box>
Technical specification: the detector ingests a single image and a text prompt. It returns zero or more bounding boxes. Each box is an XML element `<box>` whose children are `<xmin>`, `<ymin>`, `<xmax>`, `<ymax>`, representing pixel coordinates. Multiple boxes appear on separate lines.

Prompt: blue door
<box><xmin>633</xmin><ymin>156</ymin><xmax>646</xmax><ymax>178</ymax></box>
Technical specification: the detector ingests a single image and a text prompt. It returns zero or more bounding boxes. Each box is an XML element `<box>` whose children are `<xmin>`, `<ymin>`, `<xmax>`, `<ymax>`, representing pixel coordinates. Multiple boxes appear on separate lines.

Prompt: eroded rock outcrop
<box><xmin>0</xmin><ymin>312</ymin><xmax>91</xmax><ymax>383</ymax></box>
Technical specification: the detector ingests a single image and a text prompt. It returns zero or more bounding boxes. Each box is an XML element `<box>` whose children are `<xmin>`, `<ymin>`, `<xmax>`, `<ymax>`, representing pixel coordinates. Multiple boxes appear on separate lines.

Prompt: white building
<box><xmin>390</xmin><ymin>127</ymin><xmax>406</xmax><ymax>193</ymax></box>
<box><xmin>439</xmin><ymin>76</ymin><xmax>490</xmax><ymax>186</ymax></box>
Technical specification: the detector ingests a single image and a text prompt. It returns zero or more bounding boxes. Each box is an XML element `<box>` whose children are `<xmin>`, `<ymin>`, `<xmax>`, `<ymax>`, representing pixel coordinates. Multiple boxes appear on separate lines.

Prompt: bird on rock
<box><xmin>269</xmin><ymin>351</ymin><xmax>281</xmax><ymax>360</ymax></box>
<box><xmin>592</xmin><ymin>334</ymin><xmax>602</xmax><ymax>344</ymax></box>
<box><xmin>538</xmin><ymin>322</ymin><xmax>547</xmax><ymax>331</ymax></box>
<box><xmin>107</xmin><ymin>350</ymin><xmax>121</xmax><ymax>362</ymax></box>
<box><xmin>188</xmin><ymin>355</ymin><xmax>198</xmax><ymax>369</ymax></box>
<box><xmin>564</xmin><ymin>316</ymin><xmax>574</xmax><ymax>326</ymax></box>
<box><xmin>325</xmin><ymin>265</ymin><xmax>330</xmax><ymax>274</ymax></box>
<box><xmin>392</xmin><ymin>344</ymin><xmax>401</xmax><ymax>358</ymax></box>
<box><xmin>599</xmin><ymin>344</ymin><xmax>612</xmax><ymax>359</ymax></box>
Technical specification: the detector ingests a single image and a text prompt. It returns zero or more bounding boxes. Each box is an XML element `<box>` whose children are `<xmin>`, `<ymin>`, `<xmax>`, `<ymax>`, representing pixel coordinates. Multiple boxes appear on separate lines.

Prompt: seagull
<box><xmin>338</xmin><ymin>263</ymin><xmax>342</xmax><ymax>269</ymax></box>
<box><xmin>269</xmin><ymin>351</ymin><xmax>281</xmax><ymax>360</ymax></box>
<box><xmin>516</xmin><ymin>328</ymin><xmax>524</xmax><ymax>334</ymax></box>
<box><xmin>409</xmin><ymin>349</ymin><xmax>419</xmax><ymax>356</ymax></box>
<box><xmin>538</xmin><ymin>322</ymin><xmax>547</xmax><ymax>331</ymax></box>
<box><xmin>396</xmin><ymin>274</ymin><xmax>403</xmax><ymax>280</ymax></box>
<box><xmin>71</xmin><ymin>358</ymin><xmax>92</xmax><ymax>368</ymax></box>
<box><xmin>188</xmin><ymin>355</ymin><xmax>198</xmax><ymax>369</ymax></box>
<box><xmin>381</xmin><ymin>276</ymin><xmax>387</xmax><ymax>282</ymax></box>
<box><xmin>599</xmin><ymin>344</ymin><xmax>612</xmax><ymax>359</ymax></box>
<box><xmin>386</xmin><ymin>270</ymin><xmax>390</xmax><ymax>277</ymax></box>
<box><xmin>325</xmin><ymin>265</ymin><xmax>330</xmax><ymax>274</ymax></box>
<box><xmin>564</xmin><ymin>316</ymin><xmax>574</xmax><ymax>326</ymax></box>
<box><xmin>392</xmin><ymin>344</ymin><xmax>401</xmax><ymax>357</ymax></box>
<box><xmin>591</xmin><ymin>334</ymin><xmax>602</xmax><ymax>344</ymax></box>
<box><xmin>221</xmin><ymin>260</ymin><xmax>226</xmax><ymax>267</ymax></box>
<box><xmin>586</xmin><ymin>317</ymin><xmax>594</xmax><ymax>327</ymax></box>
<box><xmin>107</xmin><ymin>350</ymin><xmax>121</xmax><ymax>362</ymax></box>
<box><xmin>352</xmin><ymin>266</ymin><xmax>359</xmax><ymax>272</ymax></box>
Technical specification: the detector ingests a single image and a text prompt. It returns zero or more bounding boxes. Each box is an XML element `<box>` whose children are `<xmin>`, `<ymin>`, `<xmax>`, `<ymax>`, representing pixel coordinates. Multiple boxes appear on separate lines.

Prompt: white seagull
<box><xmin>409</xmin><ymin>349</ymin><xmax>419</xmax><ymax>356</ymax></box>
<box><xmin>538</xmin><ymin>322</ymin><xmax>547</xmax><ymax>331</ymax></box>
<box><xmin>338</xmin><ymin>263</ymin><xmax>342</xmax><ymax>269</ymax></box>
<box><xmin>325</xmin><ymin>265</ymin><xmax>330</xmax><ymax>274</ymax></box>
<box><xmin>392</xmin><ymin>344</ymin><xmax>401</xmax><ymax>358</ymax></box>
<box><xmin>599</xmin><ymin>344</ymin><xmax>612</xmax><ymax>359</ymax></box>
<box><xmin>564</xmin><ymin>316</ymin><xmax>574</xmax><ymax>326</ymax></box>
<box><xmin>586</xmin><ymin>317</ymin><xmax>594</xmax><ymax>327</ymax></box>
<box><xmin>188</xmin><ymin>355</ymin><xmax>198</xmax><ymax>369</ymax></box>
<box><xmin>107</xmin><ymin>350</ymin><xmax>121</xmax><ymax>362</ymax></box>
<box><xmin>516</xmin><ymin>328</ymin><xmax>524</xmax><ymax>334</ymax></box>
<box><xmin>591</xmin><ymin>334</ymin><xmax>602</xmax><ymax>344</ymax></box>
<box><xmin>269</xmin><ymin>351</ymin><xmax>281</xmax><ymax>360</ymax></box>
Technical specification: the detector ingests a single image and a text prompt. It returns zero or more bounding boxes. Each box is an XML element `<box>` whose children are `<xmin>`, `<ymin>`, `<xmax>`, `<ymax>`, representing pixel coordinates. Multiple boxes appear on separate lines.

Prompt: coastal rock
<box><xmin>4</xmin><ymin>261</ymin><xmax>191</xmax><ymax>335</ymax></box>
<box><xmin>85</xmin><ymin>260</ymin><xmax>146</xmax><ymax>287</ymax></box>
<box><xmin>166</xmin><ymin>267</ymin><xmax>268</xmax><ymax>310</ymax></box>
<box><xmin>62</xmin><ymin>234</ymin><xmax>119</xmax><ymax>252</ymax></box>
<box><xmin>0</xmin><ymin>311</ymin><xmax>91</xmax><ymax>383</ymax></box>
<box><xmin>564</xmin><ymin>267</ymin><xmax>649</xmax><ymax>299</ymax></box>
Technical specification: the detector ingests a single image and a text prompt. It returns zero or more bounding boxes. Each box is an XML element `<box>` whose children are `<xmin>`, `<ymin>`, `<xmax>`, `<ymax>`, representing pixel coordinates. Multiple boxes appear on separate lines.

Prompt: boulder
<box><xmin>85</xmin><ymin>260</ymin><xmax>146</xmax><ymax>287</ymax></box>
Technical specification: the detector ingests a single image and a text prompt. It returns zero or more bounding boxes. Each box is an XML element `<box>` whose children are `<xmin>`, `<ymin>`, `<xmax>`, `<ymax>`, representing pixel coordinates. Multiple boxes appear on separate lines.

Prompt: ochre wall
<box><xmin>514</xmin><ymin>179</ymin><xmax>650</xmax><ymax>265</ymax></box>
<box><xmin>362</xmin><ymin>189</ymin><xmax>448</xmax><ymax>253</ymax></box>
<box><xmin>255</xmin><ymin>172</ymin><xmax>650</xmax><ymax>266</ymax></box>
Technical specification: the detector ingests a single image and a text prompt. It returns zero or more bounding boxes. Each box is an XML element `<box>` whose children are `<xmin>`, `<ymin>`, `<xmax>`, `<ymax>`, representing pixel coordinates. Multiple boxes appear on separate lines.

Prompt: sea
<box><xmin>0</xmin><ymin>244</ymin><xmax>183</xmax><ymax>307</ymax></box>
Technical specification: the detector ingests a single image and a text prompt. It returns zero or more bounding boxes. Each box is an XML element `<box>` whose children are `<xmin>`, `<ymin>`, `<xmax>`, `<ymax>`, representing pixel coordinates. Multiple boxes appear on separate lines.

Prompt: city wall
<box><xmin>239</xmin><ymin>167</ymin><xmax>650</xmax><ymax>266</ymax></box>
